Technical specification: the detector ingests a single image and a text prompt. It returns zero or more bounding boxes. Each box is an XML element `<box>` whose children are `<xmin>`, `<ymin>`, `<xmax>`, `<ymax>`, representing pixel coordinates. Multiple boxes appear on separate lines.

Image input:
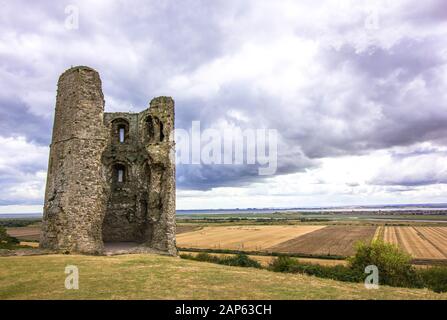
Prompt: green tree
<box><xmin>348</xmin><ymin>240</ymin><xmax>422</xmax><ymax>288</ymax></box>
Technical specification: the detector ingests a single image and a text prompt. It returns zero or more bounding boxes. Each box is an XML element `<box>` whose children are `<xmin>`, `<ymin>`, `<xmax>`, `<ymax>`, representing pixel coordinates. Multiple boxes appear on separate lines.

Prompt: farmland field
<box><xmin>176</xmin><ymin>225</ymin><xmax>377</xmax><ymax>257</ymax></box>
<box><xmin>6</xmin><ymin>226</ymin><xmax>40</xmax><ymax>241</ymax></box>
<box><xmin>268</xmin><ymin>226</ymin><xmax>377</xmax><ymax>256</ymax></box>
<box><xmin>7</xmin><ymin>221</ymin><xmax>447</xmax><ymax>263</ymax></box>
<box><xmin>379</xmin><ymin>226</ymin><xmax>447</xmax><ymax>260</ymax></box>
<box><xmin>176</xmin><ymin>225</ymin><xmax>324</xmax><ymax>251</ymax></box>
<box><xmin>176</xmin><ymin>225</ymin><xmax>202</xmax><ymax>234</ymax></box>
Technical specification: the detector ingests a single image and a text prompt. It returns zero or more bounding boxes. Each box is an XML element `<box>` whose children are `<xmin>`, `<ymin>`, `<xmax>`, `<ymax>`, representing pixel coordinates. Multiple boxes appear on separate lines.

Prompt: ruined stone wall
<box><xmin>139</xmin><ymin>97</ymin><xmax>176</xmax><ymax>254</ymax></box>
<box><xmin>101</xmin><ymin>97</ymin><xmax>176</xmax><ymax>255</ymax></box>
<box><xmin>40</xmin><ymin>66</ymin><xmax>107</xmax><ymax>254</ymax></box>
<box><xmin>40</xmin><ymin>66</ymin><xmax>176</xmax><ymax>255</ymax></box>
<box><xmin>102</xmin><ymin>112</ymin><xmax>147</xmax><ymax>242</ymax></box>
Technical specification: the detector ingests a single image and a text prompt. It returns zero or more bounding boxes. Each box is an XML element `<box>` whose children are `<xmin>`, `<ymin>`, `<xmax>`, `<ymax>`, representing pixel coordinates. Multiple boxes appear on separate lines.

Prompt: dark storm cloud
<box><xmin>177</xmin><ymin>165</ymin><xmax>260</xmax><ymax>191</ymax></box>
<box><xmin>172</xmin><ymin>81</ymin><xmax>318</xmax><ymax>189</ymax></box>
<box><xmin>271</xmin><ymin>33</ymin><xmax>447</xmax><ymax>159</ymax></box>
<box><xmin>176</xmin><ymin>141</ymin><xmax>316</xmax><ymax>191</ymax></box>
<box><xmin>0</xmin><ymin>98</ymin><xmax>52</xmax><ymax>145</ymax></box>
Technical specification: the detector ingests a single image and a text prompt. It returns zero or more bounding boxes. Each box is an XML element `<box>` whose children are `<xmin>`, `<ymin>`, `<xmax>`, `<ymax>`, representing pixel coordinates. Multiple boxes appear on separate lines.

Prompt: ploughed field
<box><xmin>268</xmin><ymin>226</ymin><xmax>377</xmax><ymax>256</ymax></box>
<box><xmin>376</xmin><ymin>226</ymin><xmax>447</xmax><ymax>260</ymax></box>
<box><xmin>6</xmin><ymin>227</ymin><xmax>41</xmax><ymax>241</ymax></box>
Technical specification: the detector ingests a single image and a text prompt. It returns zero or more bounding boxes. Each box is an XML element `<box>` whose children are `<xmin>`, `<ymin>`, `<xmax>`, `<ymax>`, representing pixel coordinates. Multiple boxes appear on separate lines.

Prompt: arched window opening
<box><xmin>119</xmin><ymin>126</ymin><xmax>125</xmax><ymax>143</ymax></box>
<box><xmin>159</xmin><ymin>120</ymin><xmax>164</xmax><ymax>142</ymax></box>
<box><xmin>146</xmin><ymin>116</ymin><xmax>155</xmax><ymax>141</ymax></box>
<box><xmin>146</xmin><ymin>116</ymin><xmax>164</xmax><ymax>143</ymax></box>
<box><xmin>140</xmin><ymin>199</ymin><xmax>148</xmax><ymax>219</ymax></box>
<box><xmin>111</xmin><ymin>118</ymin><xmax>129</xmax><ymax>144</ymax></box>
<box><xmin>118</xmin><ymin>168</ymin><xmax>124</xmax><ymax>182</ymax></box>
<box><xmin>113</xmin><ymin>164</ymin><xmax>126</xmax><ymax>184</ymax></box>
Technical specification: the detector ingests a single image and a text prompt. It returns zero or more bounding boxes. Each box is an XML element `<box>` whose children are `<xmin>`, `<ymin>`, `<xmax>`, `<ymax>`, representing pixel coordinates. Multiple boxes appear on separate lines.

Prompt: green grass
<box><xmin>178</xmin><ymin>247</ymin><xmax>346</xmax><ymax>260</ymax></box>
<box><xmin>0</xmin><ymin>254</ymin><xmax>446</xmax><ymax>300</ymax></box>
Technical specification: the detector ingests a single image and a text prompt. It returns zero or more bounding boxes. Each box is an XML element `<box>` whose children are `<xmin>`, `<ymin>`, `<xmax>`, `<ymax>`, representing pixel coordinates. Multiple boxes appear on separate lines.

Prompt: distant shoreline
<box><xmin>0</xmin><ymin>213</ymin><xmax>43</xmax><ymax>218</ymax></box>
<box><xmin>3</xmin><ymin>205</ymin><xmax>447</xmax><ymax>219</ymax></box>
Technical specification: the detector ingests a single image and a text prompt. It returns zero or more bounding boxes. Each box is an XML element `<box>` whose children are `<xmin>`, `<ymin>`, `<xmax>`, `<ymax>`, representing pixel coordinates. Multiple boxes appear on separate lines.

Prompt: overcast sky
<box><xmin>1</xmin><ymin>0</ymin><xmax>447</xmax><ymax>213</ymax></box>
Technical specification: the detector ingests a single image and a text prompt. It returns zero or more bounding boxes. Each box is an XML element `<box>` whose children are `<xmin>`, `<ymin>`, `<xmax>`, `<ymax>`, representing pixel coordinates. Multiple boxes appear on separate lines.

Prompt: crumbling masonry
<box><xmin>40</xmin><ymin>66</ymin><xmax>176</xmax><ymax>255</ymax></box>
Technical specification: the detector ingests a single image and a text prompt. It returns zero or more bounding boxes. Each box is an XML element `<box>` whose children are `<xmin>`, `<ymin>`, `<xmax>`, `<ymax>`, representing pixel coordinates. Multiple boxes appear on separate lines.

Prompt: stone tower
<box><xmin>40</xmin><ymin>66</ymin><xmax>176</xmax><ymax>255</ymax></box>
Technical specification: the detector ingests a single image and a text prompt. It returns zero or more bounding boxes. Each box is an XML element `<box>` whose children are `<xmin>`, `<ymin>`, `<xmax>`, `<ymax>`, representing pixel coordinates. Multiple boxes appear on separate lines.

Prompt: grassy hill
<box><xmin>0</xmin><ymin>254</ymin><xmax>446</xmax><ymax>300</ymax></box>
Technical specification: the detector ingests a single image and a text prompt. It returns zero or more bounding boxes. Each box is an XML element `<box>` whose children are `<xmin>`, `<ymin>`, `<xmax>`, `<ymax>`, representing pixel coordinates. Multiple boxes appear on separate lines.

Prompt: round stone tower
<box><xmin>40</xmin><ymin>66</ymin><xmax>107</xmax><ymax>254</ymax></box>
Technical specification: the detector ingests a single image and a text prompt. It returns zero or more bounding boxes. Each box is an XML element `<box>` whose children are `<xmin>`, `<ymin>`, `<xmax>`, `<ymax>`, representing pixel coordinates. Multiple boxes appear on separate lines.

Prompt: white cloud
<box><xmin>0</xmin><ymin>136</ymin><xmax>48</xmax><ymax>206</ymax></box>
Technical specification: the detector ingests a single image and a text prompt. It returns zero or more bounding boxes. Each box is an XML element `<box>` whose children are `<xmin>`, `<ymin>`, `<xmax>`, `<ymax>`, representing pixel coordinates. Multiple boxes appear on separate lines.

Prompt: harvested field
<box><xmin>176</xmin><ymin>225</ymin><xmax>202</xmax><ymax>234</ymax></box>
<box><xmin>381</xmin><ymin>226</ymin><xmax>447</xmax><ymax>260</ymax></box>
<box><xmin>6</xmin><ymin>227</ymin><xmax>40</xmax><ymax>241</ymax></box>
<box><xmin>176</xmin><ymin>225</ymin><xmax>325</xmax><ymax>251</ymax></box>
<box><xmin>373</xmin><ymin>226</ymin><xmax>385</xmax><ymax>241</ymax></box>
<box><xmin>268</xmin><ymin>226</ymin><xmax>377</xmax><ymax>257</ymax></box>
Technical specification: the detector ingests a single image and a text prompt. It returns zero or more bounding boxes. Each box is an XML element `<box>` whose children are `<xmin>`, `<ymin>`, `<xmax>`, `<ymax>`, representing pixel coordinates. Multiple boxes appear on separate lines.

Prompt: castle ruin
<box><xmin>39</xmin><ymin>66</ymin><xmax>176</xmax><ymax>255</ymax></box>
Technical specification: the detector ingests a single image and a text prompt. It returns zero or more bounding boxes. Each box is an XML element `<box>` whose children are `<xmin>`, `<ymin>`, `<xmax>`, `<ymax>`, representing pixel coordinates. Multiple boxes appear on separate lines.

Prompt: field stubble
<box><xmin>381</xmin><ymin>226</ymin><xmax>447</xmax><ymax>260</ymax></box>
<box><xmin>176</xmin><ymin>225</ymin><xmax>325</xmax><ymax>251</ymax></box>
